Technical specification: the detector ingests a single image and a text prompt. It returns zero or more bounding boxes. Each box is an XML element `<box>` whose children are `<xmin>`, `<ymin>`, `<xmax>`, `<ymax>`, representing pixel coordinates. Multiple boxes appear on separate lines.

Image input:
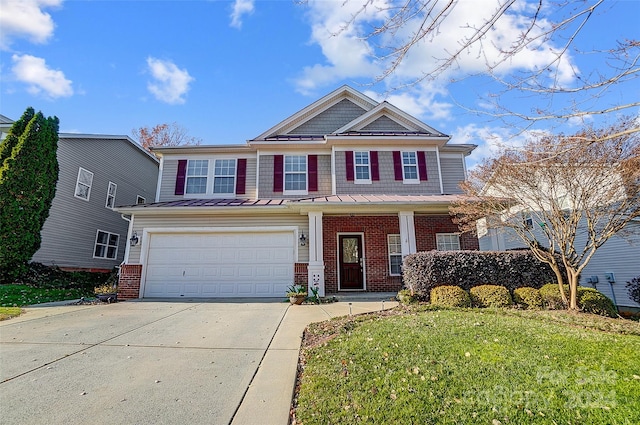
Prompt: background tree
<box><xmin>132</xmin><ymin>122</ymin><xmax>202</xmax><ymax>152</ymax></box>
<box><xmin>0</xmin><ymin>107</ymin><xmax>34</xmax><ymax>165</ymax></box>
<box><xmin>0</xmin><ymin>109</ymin><xmax>60</xmax><ymax>282</ymax></box>
<box><xmin>451</xmin><ymin>118</ymin><xmax>640</xmax><ymax>310</ymax></box>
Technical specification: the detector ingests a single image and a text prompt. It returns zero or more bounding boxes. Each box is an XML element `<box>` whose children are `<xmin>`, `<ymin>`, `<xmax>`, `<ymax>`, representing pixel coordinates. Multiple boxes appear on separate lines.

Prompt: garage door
<box><xmin>143</xmin><ymin>232</ymin><xmax>295</xmax><ymax>298</ymax></box>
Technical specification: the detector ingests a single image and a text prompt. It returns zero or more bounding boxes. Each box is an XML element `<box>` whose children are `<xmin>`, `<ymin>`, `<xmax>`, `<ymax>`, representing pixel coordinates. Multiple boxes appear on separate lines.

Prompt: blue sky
<box><xmin>1</xmin><ymin>0</ymin><xmax>638</xmax><ymax>166</ymax></box>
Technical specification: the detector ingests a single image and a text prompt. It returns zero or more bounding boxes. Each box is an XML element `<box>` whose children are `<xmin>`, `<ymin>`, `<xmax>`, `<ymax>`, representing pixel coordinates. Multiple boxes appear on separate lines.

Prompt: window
<box><xmin>388</xmin><ymin>234</ymin><xmax>402</xmax><ymax>275</ymax></box>
<box><xmin>94</xmin><ymin>230</ymin><xmax>119</xmax><ymax>259</ymax></box>
<box><xmin>105</xmin><ymin>182</ymin><xmax>117</xmax><ymax>209</ymax></box>
<box><xmin>136</xmin><ymin>195</ymin><xmax>146</xmax><ymax>204</ymax></box>
<box><xmin>284</xmin><ymin>155</ymin><xmax>307</xmax><ymax>192</ymax></box>
<box><xmin>402</xmin><ymin>152</ymin><xmax>419</xmax><ymax>182</ymax></box>
<box><xmin>354</xmin><ymin>151</ymin><xmax>371</xmax><ymax>182</ymax></box>
<box><xmin>213</xmin><ymin>159</ymin><xmax>236</xmax><ymax>195</ymax></box>
<box><xmin>436</xmin><ymin>233</ymin><xmax>461</xmax><ymax>251</ymax></box>
<box><xmin>185</xmin><ymin>159</ymin><xmax>208</xmax><ymax>194</ymax></box>
<box><xmin>75</xmin><ymin>168</ymin><xmax>93</xmax><ymax>200</ymax></box>
<box><xmin>522</xmin><ymin>212</ymin><xmax>533</xmax><ymax>228</ymax></box>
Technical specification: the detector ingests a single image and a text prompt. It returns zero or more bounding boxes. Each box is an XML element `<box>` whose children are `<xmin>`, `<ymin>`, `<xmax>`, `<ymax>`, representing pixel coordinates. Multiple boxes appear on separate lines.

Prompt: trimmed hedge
<box><xmin>403</xmin><ymin>250</ymin><xmax>564</xmax><ymax>300</ymax></box>
<box><xmin>513</xmin><ymin>287</ymin><xmax>543</xmax><ymax>309</ymax></box>
<box><xmin>470</xmin><ymin>285</ymin><xmax>512</xmax><ymax>308</ymax></box>
<box><xmin>577</xmin><ymin>287</ymin><xmax>618</xmax><ymax>318</ymax></box>
<box><xmin>539</xmin><ymin>283</ymin><xmax>568</xmax><ymax>310</ymax></box>
<box><xmin>430</xmin><ymin>285</ymin><xmax>471</xmax><ymax>308</ymax></box>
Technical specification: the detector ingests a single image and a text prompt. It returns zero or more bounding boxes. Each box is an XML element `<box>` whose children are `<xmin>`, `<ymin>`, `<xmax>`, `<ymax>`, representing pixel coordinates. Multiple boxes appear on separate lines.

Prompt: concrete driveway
<box><xmin>0</xmin><ymin>297</ymin><xmax>397</xmax><ymax>425</ymax></box>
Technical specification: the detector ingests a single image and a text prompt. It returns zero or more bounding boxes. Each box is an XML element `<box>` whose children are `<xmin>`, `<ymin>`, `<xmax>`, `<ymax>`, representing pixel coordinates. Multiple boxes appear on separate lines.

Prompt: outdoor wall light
<box><xmin>129</xmin><ymin>232</ymin><xmax>139</xmax><ymax>247</ymax></box>
<box><xmin>299</xmin><ymin>231</ymin><xmax>307</xmax><ymax>246</ymax></box>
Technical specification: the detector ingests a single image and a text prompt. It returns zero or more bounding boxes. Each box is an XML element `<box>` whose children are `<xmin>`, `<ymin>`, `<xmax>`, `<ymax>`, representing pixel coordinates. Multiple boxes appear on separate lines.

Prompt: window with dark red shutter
<box><xmin>392</xmin><ymin>151</ymin><xmax>403</xmax><ymax>181</ymax></box>
<box><xmin>370</xmin><ymin>151</ymin><xmax>379</xmax><ymax>181</ymax></box>
<box><xmin>273</xmin><ymin>155</ymin><xmax>283</xmax><ymax>193</ymax></box>
<box><xmin>174</xmin><ymin>159</ymin><xmax>187</xmax><ymax>195</ymax></box>
<box><xmin>308</xmin><ymin>155</ymin><xmax>318</xmax><ymax>192</ymax></box>
<box><xmin>345</xmin><ymin>151</ymin><xmax>354</xmax><ymax>181</ymax></box>
<box><xmin>417</xmin><ymin>151</ymin><xmax>428</xmax><ymax>181</ymax></box>
<box><xmin>235</xmin><ymin>158</ymin><xmax>247</xmax><ymax>195</ymax></box>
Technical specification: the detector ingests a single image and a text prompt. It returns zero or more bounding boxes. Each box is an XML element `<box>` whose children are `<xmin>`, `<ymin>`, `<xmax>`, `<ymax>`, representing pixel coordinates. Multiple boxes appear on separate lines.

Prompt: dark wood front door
<box><xmin>339</xmin><ymin>235</ymin><xmax>364</xmax><ymax>290</ymax></box>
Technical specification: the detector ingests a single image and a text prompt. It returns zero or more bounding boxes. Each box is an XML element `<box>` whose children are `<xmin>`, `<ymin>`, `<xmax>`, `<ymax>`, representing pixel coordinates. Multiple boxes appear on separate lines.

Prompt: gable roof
<box><xmin>0</xmin><ymin>114</ymin><xmax>14</xmax><ymax>125</ymax></box>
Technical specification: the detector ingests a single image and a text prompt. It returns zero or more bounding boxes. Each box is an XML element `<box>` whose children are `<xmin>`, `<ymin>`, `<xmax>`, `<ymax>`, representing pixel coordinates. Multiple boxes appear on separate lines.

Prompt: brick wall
<box><xmin>322</xmin><ymin>215</ymin><xmax>402</xmax><ymax>294</ymax></box>
<box><xmin>414</xmin><ymin>214</ymin><xmax>479</xmax><ymax>251</ymax></box>
<box><xmin>118</xmin><ymin>264</ymin><xmax>142</xmax><ymax>300</ymax></box>
<box><xmin>294</xmin><ymin>263</ymin><xmax>308</xmax><ymax>287</ymax></box>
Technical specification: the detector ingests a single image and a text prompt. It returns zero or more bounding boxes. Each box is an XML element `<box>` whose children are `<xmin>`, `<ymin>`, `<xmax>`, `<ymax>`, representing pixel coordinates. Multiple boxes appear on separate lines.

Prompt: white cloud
<box><xmin>230</xmin><ymin>0</ymin><xmax>254</xmax><ymax>29</ymax></box>
<box><xmin>11</xmin><ymin>54</ymin><xmax>73</xmax><ymax>98</ymax></box>
<box><xmin>146</xmin><ymin>57</ymin><xmax>194</xmax><ymax>105</ymax></box>
<box><xmin>364</xmin><ymin>82</ymin><xmax>453</xmax><ymax>121</ymax></box>
<box><xmin>0</xmin><ymin>0</ymin><xmax>62</xmax><ymax>49</ymax></box>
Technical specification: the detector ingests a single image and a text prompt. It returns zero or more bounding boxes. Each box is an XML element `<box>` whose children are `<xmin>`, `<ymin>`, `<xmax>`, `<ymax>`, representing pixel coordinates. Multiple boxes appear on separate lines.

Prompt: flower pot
<box><xmin>289</xmin><ymin>295</ymin><xmax>306</xmax><ymax>305</ymax></box>
<box><xmin>95</xmin><ymin>293</ymin><xmax>117</xmax><ymax>303</ymax></box>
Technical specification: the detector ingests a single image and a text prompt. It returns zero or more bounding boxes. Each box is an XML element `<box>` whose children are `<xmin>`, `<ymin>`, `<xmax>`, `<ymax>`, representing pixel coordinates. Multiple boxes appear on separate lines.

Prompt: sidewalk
<box><xmin>232</xmin><ymin>295</ymin><xmax>398</xmax><ymax>425</ymax></box>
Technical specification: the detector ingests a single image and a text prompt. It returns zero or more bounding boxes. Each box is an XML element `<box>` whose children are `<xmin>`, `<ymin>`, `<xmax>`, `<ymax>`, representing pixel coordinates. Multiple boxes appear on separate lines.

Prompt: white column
<box><xmin>307</xmin><ymin>211</ymin><xmax>325</xmax><ymax>297</ymax></box>
<box><xmin>399</xmin><ymin>211</ymin><xmax>417</xmax><ymax>257</ymax></box>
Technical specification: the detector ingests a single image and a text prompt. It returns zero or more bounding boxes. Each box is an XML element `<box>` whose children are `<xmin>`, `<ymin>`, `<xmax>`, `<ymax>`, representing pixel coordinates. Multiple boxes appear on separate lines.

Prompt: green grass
<box><xmin>294</xmin><ymin>307</ymin><xmax>640</xmax><ymax>424</ymax></box>
<box><xmin>0</xmin><ymin>284</ymin><xmax>93</xmax><ymax>307</ymax></box>
<box><xmin>0</xmin><ymin>306</ymin><xmax>23</xmax><ymax>320</ymax></box>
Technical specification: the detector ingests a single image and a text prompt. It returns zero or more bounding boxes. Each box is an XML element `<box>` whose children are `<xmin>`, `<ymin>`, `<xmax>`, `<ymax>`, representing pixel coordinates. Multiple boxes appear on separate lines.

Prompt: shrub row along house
<box><xmin>115</xmin><ymin>86</ymin><xmax>478</xmax><ymax>299</ymax></box>
<box><xmin>0</xmin><ymin>114</ymin><xmax>159</xmax><ymax>272</ymax></box>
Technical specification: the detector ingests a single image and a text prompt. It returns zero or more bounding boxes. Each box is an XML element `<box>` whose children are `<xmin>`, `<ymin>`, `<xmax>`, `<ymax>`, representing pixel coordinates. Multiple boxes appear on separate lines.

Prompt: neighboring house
<box><xmin>479</xmin><ymin>212</ymin><xmax>640</xmax><ymax>309</ymax></box>
<box><xmin>116</xmin><ymin>86</ymin><xmax>478</xmax><ymax>299</ymax></box>
<box><xmin>0</xmin><ymin>115</ymin><xmax>159</xmax><ymax>272</ymax></box>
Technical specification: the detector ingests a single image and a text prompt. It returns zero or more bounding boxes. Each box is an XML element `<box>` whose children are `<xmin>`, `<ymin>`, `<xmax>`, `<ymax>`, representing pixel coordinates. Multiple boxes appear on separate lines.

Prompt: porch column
<box><xmin>307</xmin><ymin>211</ymin><xmax>325</xmax><ymax>297</ymax></box>
<box><xmin>399</xmin><ymin>211</ymin><xmax>417</xmax><ymax>257</ymax></box>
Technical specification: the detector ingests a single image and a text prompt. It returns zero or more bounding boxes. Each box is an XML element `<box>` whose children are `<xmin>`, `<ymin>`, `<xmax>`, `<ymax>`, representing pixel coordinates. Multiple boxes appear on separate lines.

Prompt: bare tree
<box><xmin>132</xmin><ymin>122</ymin><xmax>202</xmax><ymax>151</ymax></box>
<box><xmin>306</xmin><ymin>0</ymin><xmax>640</xmax><ymax>139</ymax></box>
<box><xmin>451</xmin><ymin>118</ymin><xmax>640</xmax><ymax>310</ymax></box>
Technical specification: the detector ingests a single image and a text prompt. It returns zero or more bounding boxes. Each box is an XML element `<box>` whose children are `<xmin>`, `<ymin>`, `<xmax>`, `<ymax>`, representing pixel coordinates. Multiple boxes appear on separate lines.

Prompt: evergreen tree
<box><xmin>0</xmin><ymin>107</ymin><xmax>34</xmax><ymax>165</ymax></box>
<box><xmin>0</xmin><ymin>109</ymin><xmax>59</xmax><ymax>282</ymax></box>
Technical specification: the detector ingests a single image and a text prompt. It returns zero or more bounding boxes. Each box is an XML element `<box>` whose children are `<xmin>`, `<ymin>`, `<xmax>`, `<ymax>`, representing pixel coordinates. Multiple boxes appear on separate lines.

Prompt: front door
<box><xmin>339</xmin><ymin>235</ymin><xmax>364</xmax><ymax>290</ymax></box>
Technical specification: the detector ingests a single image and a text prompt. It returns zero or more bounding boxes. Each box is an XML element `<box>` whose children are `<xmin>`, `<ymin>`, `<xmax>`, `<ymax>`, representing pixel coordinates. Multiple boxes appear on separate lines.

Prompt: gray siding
<box><xmin>128</xmin><ymin>213</ymin><xmax>309</xmax><ymax>263</ymax></box>
<box><xmin>335</xmin><ymin>150</ymin><xmax>442</xmax><ymax>195</ymax></box>
<box><xmin>31</xmin><ymin>137</ymin><xmax>158</xmax><ymax>270</ymax></box>
<box><xmin>361</xmin><ymin>116</ymin><xmax>409</xmax><ymax>132</ymax></box>
<box><xmin>288</xmin><ymin>99</ymin><xmax>367</xmax><ymax>135</ymax></box>
<box><xmin>157</xmin><ymin>157</ymin><xmax>258</xmax><ymax>202</ymax></box>
<box><xmin>440</xmin><ymin>154</ymin><xmax>466</xmax><ymax>194</ymax></box>
<box><xmin>258</xmin><ymin>154</ymin><xmax>332</xmax><ymax>199</ymax></box>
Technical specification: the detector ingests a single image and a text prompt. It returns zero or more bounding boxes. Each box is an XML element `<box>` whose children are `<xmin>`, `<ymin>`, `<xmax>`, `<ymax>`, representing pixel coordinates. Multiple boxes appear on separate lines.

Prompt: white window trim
<box><xmin>354</xmin><ymin>151</ymin><xmax>371</xmax><ymax>184</ymax></box>
<box><xmin>136</xmin><ymin>195</ymin><xmax>146</xmax><ymax>204</ymax></box>
<box><xmin>387</xmin><ymin>234</ymin><xmax>402</xmax><ymax>276</ymax></box>
<box><xmin>93</xmin><ymin>230</ymin><xmax>119</xmax><ymax>260</ymax></box>
<box><xmin>74</xmin><ymin>167</ymin><xmax>93</xmax><ymax>201</ymax></box>
<box><xmin>436</xmin><ymin>233</ymin><xmax>461</xmax><ymax>251</ymax></box>
<box><xmin>402</xmin><ymin>151</ymin><xmax>420</xmax><ymax>184</ymax></box>
<box><xmin>185</xmin><ymin>159</ymin><xmax>209</xmax><ymax>196</ymax></box>
<box><xmin>105</xmin><ymin>182</ymin><xmax>117</xmax><ymax>209</ymax></box>
<box><xmin>283</xmin><ymin>155</ymin><xmax>308</xmax><ymax>195</ymax></box>
<box><xmin>212</xmin><ymin>158</ymin><xmax>237</xmax><ymax>197</ymax></box>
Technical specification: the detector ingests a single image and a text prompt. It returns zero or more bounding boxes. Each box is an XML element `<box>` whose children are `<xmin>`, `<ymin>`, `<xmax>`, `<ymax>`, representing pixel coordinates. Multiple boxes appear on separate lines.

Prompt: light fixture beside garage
<box><xmin>299</xmin><ymin>231</ymin><xmax>307</xmax><ymax>246</ymax></box>
<box><xmin>129</xmin><ymin>232</ymin><xmax>139</xmax><ymax>246</ymax></box>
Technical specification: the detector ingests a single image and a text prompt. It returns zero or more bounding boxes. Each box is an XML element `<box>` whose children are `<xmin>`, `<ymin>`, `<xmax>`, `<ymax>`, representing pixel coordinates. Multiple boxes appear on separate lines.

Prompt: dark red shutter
<box><xmin>417</xmin><ymin>151</ymin><xmax>428</xmax><ymax>181</ymax></box>
<box><xmin>308</xmin><ymin>155</ymin><xmax>318</xmax><ymax>192</ymax></box>
<box><xmin>345</xmin><ymin>151</ymin><xmax>354</xmax><ymax>181</ymax></box>
<box><xmin>273</xmin><ymin>155</ymin><xmax>283</xmax><ymax>193</ymax></box>
<box><xmin>392</xmin><ymin>151</ymin><xmax>403</xmax><ymax>181</ymax></box>
<box><xmin>235</xmin><ymin>158</ymin><xmax>247</xmax><ymax>195</ymax></box>
<box><xmin>175</xmin><ymin>159</ymin><xmax>187</xmax><ymax>195</ymax></box>
<box><xmin>370</xmin><ymin>151</ymin><xmax>379</xmax><ymax>181</ymax></box>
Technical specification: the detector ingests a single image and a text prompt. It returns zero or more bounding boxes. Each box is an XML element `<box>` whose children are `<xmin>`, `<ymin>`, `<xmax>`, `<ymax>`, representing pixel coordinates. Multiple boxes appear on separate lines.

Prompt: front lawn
<box><xmin>294</xmin><ymin>307</ymin><xmax>640</xmax><ymax>424</ymax></box>
<box><xmin>0</xmin><ymin>284</ymin><xmax>93</xmax><ymax>307</ymax></box>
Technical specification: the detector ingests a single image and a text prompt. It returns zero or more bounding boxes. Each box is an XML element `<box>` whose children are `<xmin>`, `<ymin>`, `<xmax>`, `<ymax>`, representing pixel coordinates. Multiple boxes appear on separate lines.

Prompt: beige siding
<box><xmin>335</xmin><ymin>150</ymin><xmax>442</xmax><ymax>195</ymax></box>
<box><xmin>128</xmin><ymin>213</ymin><xmax>309</xmax><ymax>264</ymax></box>
<box><xmin>258</xmin><ymin>154</ymin><xmax>332</xmax><ymax>199</ymax></box>
<box><xmin>440</xmin><ymin>154</ymin><xmax>466</xmax><ymax>194</ymax></box>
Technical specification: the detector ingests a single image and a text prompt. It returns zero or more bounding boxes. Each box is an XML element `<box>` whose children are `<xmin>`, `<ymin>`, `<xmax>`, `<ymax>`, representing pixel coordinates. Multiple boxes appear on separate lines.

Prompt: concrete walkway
<box><xmin>0</xmin><ymin>295</ymin><xmax>397</xmax><ymax>425</ymax></box>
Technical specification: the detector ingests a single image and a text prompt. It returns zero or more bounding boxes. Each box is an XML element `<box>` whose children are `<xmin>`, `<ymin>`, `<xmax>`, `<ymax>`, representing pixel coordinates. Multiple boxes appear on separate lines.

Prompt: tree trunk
<box><xmin>568</xmin><ymin>269</ymin><xmax>579</xmax><ymax>311</ymax></box>
<box><xmin>550</xmin><ymin>263</ymin><xmax>568</xmax><ymax>305</ymax></box>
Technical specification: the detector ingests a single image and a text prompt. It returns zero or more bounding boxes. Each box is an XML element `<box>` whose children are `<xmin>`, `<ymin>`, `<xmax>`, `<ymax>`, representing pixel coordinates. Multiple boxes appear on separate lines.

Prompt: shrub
<box><xmin>577</xmin><ymin>287</ymin><xmax>618</xmax><ymax>318</ymax></box>
<box><xmin>539</xmin><ymin>283</ymin><xmax>568</xmax><ymax>310</ymax></box>
<box><xmin>469</xmin><ymin>285</ymin><xmax>512</xmax><ymax>308</ymax></box>
<box><xmin>430</xmin><ymin>285</ymin><xmax>471</xmax><ymax>308</ymax></box>
<box><xmin>627</xmin><ymin>276</ymin><xmax>640</xmax><ymax>305</ymax></box>
<box><xmin>403</xmin><ymin>250</ymin><xmax>565</xmax><ymax>300</ymax></box>
<box><xmin>396</xmin><ymin>289</ymin><xmax>417</xmax><ymax>304</ymax></box>
<box><xmin>513</xmin><ymin>287</ymin><xmax>543</xmax><ymax>309</ymax></box>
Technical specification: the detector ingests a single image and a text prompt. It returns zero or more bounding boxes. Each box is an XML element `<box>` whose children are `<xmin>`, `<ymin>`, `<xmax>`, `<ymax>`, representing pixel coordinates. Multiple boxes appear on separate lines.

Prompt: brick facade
<box><xmin>294</xmin><ymin>262</ymin><xmax>308</xmax><ymax>286</ymax></box>
<box><xmin>414</xmin><ymin>214</ymin><xmax>479</xmax><ymax>251</ymax></box>
<box><xmin>118</xmin><ymin>264</ymin><xmax>142</xmax><ymax>300</ymax></box>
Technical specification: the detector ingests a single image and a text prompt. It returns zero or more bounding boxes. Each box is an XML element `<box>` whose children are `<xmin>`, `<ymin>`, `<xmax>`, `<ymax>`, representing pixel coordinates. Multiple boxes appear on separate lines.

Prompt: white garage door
<box><xmin>143</xmin><ymin>232</ymin><xmax>295</xmax><ymax>298</ymax></box>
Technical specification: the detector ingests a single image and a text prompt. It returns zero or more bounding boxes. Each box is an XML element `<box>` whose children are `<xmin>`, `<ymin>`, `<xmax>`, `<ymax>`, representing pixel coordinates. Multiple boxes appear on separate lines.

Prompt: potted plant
<box><xmin>286</xmin><ymin>284</ymin><xmax>307</xmax><ymax>305</ymax></box>
<box><xmin>94</xmin><ymin>282</ymin><xmax>118</xmax><ymax>303</ymax></box>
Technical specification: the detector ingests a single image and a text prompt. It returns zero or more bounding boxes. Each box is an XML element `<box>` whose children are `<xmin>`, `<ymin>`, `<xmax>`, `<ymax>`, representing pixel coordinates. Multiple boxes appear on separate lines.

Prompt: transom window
<box><xmin>94</xmin><ymin>230</ymin><xmax>119</xmax><ymax>259</ymax></box>
<box><xmin>213</xmin><ymin>159</ymin><xmax>236</xmax><ymax>194</ymax></box>
<box><xmin>436</xmin><ymin>233</ymin><xmax>461</xmax><ymax>251</ymax></box>
<box><xmin>402</xmin><ymin>152</ymin><xmax>419</xmax><ymax>182</ymax></box>
<box><xmin>74</xmin><ymin>167</ymin><xmax>93</xmax><ymax>200</ymax></box>
<box><xmin>136</xmin><ymin>195</ymin><xmax>146</xmax><ymax>204</ymax></box>
<box><xmin>354</xmin><ymin>151</ymin><xmax>371</xmax><ymax>182</ymax></box>
<box><xmin>388</xmin><ymin>234</ymin><xmax>402</xmax><ymax>275</ymax></box>
<box><xmin>284</xmin><ymin>155</ymin><xmax>307</xmax><ymax>192</ymax></box>
<box><xmin>105</xmin><ymin>182</ymin><xmax>117</xmax><ymax>209</ymax></box>
<box><xmin>186</xmin><ymin>160</ymin><xmax>208</xmax><ymax>194</ymax></box>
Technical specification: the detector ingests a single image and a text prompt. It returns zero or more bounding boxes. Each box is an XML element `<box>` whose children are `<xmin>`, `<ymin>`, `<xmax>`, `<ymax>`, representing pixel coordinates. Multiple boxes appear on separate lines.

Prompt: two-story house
<box><xmin>1</xmin><ymin>115</ymin><xmax>159</xmax><ymax>272</ymax></box>
<box><xmin>116</xmin><ymin>86</ymin><xmax>478</xmax><ymax>299</ymax></box>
